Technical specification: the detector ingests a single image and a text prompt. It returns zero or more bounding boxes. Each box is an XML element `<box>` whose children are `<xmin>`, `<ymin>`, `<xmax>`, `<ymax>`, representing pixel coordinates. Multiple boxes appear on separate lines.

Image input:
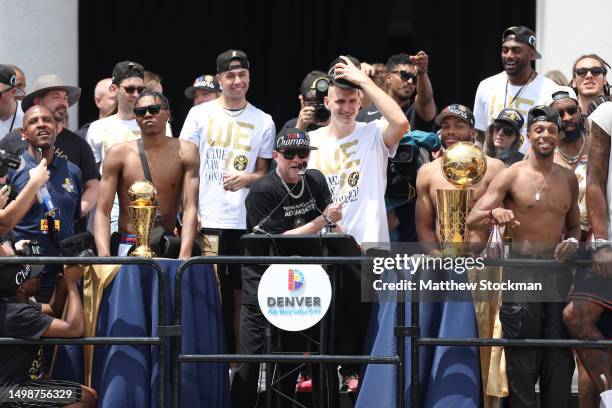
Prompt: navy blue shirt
<box><xmin>8</xmin><ymin>151</ymin><xmax>82</xmax><ymax>256</ymax></box>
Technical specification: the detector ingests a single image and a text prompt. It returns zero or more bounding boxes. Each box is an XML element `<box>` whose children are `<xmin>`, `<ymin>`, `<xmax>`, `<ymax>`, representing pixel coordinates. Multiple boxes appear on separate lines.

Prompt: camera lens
<box><xmin>314</xmin><ymin>77</ymin><xmax>329</xmax><ymax>94</ymax></box>
<box><xmin>314</xmin><ymin>104</ymin><xmax>331</xmax><ymax>122</ymax></box>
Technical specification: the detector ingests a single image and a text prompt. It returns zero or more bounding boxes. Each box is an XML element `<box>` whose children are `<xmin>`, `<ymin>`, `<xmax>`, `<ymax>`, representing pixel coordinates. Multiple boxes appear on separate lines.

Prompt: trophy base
<box><xmin>130</xmin><ymin>246</ymin><xmax>156</xmax><ymax>258</ymax></box>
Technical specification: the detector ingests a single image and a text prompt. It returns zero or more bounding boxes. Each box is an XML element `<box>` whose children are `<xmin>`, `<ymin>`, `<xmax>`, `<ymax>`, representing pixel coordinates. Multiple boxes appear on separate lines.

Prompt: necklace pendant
<box><xmin>535</xmin><ymin>192</ymin><xmax>541</xmax><ymax>201</ymax></box>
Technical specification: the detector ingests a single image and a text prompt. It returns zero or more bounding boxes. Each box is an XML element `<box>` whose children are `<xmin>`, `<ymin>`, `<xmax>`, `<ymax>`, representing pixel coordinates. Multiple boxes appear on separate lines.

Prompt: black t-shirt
<box><xmin>242</xmin><ymin>169</ymin><xmax>332</xmax><ymax>303</ymax></box>
<box><xmin>0</xmin><ymin>128</ymin><xmax>100</xmax><ymax>182</ymax></box>
<box><xmin>356</xmin><ymin>103</ymin><xmax>434</xmax><ymax>132</ymax></box>
<box><xmin>0</xmin><ymin>298</ymin><xmax>53</xmax><ymax>384</ymax></box>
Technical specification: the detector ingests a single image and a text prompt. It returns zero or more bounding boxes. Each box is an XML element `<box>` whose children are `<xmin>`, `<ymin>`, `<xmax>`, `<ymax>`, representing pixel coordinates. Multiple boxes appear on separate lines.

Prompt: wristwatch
<box><xmin>593</xmin><ymin>238</ymin><xmax>611</xmax><ymax>251</ymax></box>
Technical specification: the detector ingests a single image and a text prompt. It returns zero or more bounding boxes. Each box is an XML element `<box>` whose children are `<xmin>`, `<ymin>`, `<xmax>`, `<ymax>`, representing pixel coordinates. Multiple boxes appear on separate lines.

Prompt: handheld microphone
<box><xmin>298</xmin><ymin>161</ymin><xmax>307</xmax><ymax>176</ymax></box>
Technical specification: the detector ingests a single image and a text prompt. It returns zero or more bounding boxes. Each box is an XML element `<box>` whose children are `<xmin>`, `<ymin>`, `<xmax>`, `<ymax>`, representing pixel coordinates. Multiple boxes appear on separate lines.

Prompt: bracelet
<box><xmin>563</xmin><ymin>237</ymin><xmax>579</xmax><ymax>247</ymax></box>
<box><xmin>416</xmin><ymin>67</ymin><xmax>428</xmax><ymax>75</ymax></box>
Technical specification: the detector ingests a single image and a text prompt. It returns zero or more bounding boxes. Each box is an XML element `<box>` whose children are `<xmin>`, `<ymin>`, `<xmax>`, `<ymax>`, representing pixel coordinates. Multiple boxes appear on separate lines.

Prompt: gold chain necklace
<box><xmin>556</xmin><ymin>134</ymin><xmax>585</xmax><ymax>166</ymax></box>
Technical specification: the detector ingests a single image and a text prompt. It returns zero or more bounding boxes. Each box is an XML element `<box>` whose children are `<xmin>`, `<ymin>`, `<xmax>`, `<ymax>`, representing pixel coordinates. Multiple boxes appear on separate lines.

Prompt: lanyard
<box><xmin>504</xmin><ymin>71</ymin><xmax>536</xmax><ymax>109</ymax></box>
<box><xmin>7</xmin><ymin>108</ymin><xmax>17</xmax><ymax>132</ymax></box>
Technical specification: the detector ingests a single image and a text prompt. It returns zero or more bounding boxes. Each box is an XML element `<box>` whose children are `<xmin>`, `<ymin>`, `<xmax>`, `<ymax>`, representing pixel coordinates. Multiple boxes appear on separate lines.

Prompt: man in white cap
<box><xmin>0</xmin><ymin>75</ymin><xmax>100</xmax><ymax>222</ymax></box>
<box><xmin>0</xmin><ymin>65</ymin><xmax>25</xmax><ymax>139</ymax></box>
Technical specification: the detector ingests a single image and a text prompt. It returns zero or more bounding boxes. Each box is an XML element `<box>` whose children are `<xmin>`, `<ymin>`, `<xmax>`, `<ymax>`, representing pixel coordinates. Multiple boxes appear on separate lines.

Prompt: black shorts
<box><xmin>568</xmin><ymin>249</ymin><xmax>612</xmax><ymax>310</ymax></box>
<box><xmin>0</xmin><ymin>379</ymin><xmax>83</xmax><ymax>407</ymax></box>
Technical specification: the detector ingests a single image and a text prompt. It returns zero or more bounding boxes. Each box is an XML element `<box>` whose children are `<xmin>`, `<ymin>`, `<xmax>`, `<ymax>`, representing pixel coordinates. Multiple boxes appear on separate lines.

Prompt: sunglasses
<box><xmin>557</xmin><ymin>105</ymin><xmax>579</xmax><ymax>117</ymax></box>
<box><xmin>574</xmin><ymin>66</ymin><xmax>607</xmax><ymax>78</ymax></box>
<box><xmin>493</xmin><ymin>124</ymin><xmax>516</xmax><ymax>137</ymax></box>
<box><xmin>133</xmin><ymin>104</ymin><xmax>168</xmax><ymax>117</ymax></box>
<box><xmin>121</xmin><ymin>85</ymin><xmax>146</xmax><ymax>94</ymax></box>
<box><xmin>280</xmin><ymin>150</ymin><xmax>310</xmax><ymax>160</ymax></box>
<box><xmin>391</xmin><ymin>70</ymin><xmax>417</xmax><ymax>83</ymax></box>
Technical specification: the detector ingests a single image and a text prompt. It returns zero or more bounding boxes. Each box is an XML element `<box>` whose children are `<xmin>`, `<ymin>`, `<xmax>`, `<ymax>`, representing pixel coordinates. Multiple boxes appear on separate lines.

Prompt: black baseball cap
<box><xmin>217</xmin><ymin>50</ymin><xmax>250</xmax><ymax>73</ymax></box>
<box><xmin>300</xmin><ymin>71</ymin><xmax>328</xmax><ymax>98</ymax></box>
<box><xmin>328</xmin><ymin>56</ymin><xmax>362</xmax><ymax>90</ymax></box>
<box><xmin>0</xmin><ymin>264</ymin><xmax>43</xmax><ymax>296</ymax></box>
<box><xmin>527</xmin><ymin>105</ymin><xmax>561</xmax><ymax>130</ymax></box>
<box><xmin>275</xmin><ymin>128</ymin><xmax>318</xmax><ymax>151</ymax></box>
<box><xmin>112</xmin><ymin>61</ymin><xmax>145</xmax><ymax>85</ymax></box>
<box><xmin>0</xmin><ymin>65</ymin><xmax>25</xmax><ymax>97</ymax></box>
<box><xmin>502</xmin><ymin>26</ymin><xmax>541</xmax><ymax>59</ymax></box>
<box><xmin>434</xmin><ymin>104</ymin><xmax>475</xmax><ymax>128</ymax></box>
<box><xmin>184</xmin><ymin>74</ymin><xmax>221</xmax><ymax>99</ymax></box>
<box><xmin>494</xmin><ymin>108</ymin><xmax>524</xmax><ymax>134</ymax></box>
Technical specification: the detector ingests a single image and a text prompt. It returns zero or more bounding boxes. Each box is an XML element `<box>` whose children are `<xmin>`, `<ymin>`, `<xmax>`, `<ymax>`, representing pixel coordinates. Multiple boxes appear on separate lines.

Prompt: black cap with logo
<box><xmin>217</xmin><ymin>50</ymin><xmax>250</xmax><ymax>73</ymax></box>
<box><xmin>327</xmin><ymin>56</ymin><xmax>362</xmax><ymax>90</ymax></box>
<box><xmin>0</xmin><ymin>264</ymin><xmax>43</xmax><ymax>296</ymax></box>
<box><xmin>434</xmin><ymin>104</ymin><xmax>475</xmax><ymax>128</ymax></box>
<box><xmin>0</xmin><ymin>65</ymin><xmax>25</xmax><ymax>97</ymax></box>
<box><xmin>494</xmin><ymin>108</ymin><xmax>524</xmax><ymax>134</ymax></box>
<box><xmin>184</xmin><ymin>74</ymin><xmax>221</xmax><ymax>99</ymax></box>
<box><xmin>502</xmin><ymin>26</ymin><xmax>542</xmax><ymax>59</ymax></box>
<box><xmin>112</xmin><ymin>61</ymin><xmax>145</xmax><ymax>85</ymax></box>
<box><xmin>527</xmin><ymin>105</ymin><xmax>561</xmax><ymax>130</ymax></box>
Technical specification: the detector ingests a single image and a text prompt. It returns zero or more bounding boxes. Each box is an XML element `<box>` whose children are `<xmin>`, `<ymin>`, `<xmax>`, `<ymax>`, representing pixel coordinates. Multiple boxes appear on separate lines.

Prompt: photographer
<box><xmin>279</xmin><ymin>70</ymin><xmax>331</xmax><ymax>134</ymax></box>
<box><xmin>0</xmin><ymin>263</ymin><xmax>97</xmax><ymax>407</ymax></box>
<box><xmin>7</xmin><ymin>106</ymin><xmax>82</xmax><ymax>303</ymax></box>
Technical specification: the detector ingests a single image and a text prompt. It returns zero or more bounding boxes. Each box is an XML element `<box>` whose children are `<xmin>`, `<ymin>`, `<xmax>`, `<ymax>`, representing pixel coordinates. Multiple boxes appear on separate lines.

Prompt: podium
<box><xmin>241</xmin><ymin>233</ymin><xmax>361</xmax><ymax>408</ymax></box>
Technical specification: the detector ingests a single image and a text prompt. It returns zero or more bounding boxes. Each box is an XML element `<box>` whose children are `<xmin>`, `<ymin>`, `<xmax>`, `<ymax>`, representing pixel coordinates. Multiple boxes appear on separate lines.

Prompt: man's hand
<box><xmin>296</xmin><ymin>106</ymin><xmax>316</xmax><ymax>130</ymax></box>
<box><xmin>0</xmin><ymin>185</ymin><xmax>9</xmax><ymax>209</ymax></box>
<box><xmin>593</xmin><ymin>247</ymin><xmax>612</xmax><ymax>279</ymax></box>
<box><xmin>14</xmin><ymin>240</ymin><xmax>30</xmax><ymax>255</ymax></box>
<box><xmin>331</xmin><ymin>56</ymin><xmax>369</xmax><ymax>87</ymax></box>
<box><xmin>223</xmin><ymin>173</ymin><xmax>250</xmax><ymax>192</ymax></box>
<box><xmin>322</xmin><ymin>202</ymin><xmax>343</xmax><ymax>223</ymax></box>
<box><xmin>28</xmin><ymin>159</ymin><xmax>49</xmax><ymax>186</ymax></box>
<box><xmin>554</xmin><ymin>240</ymin><xmax>578</xmax><ymax>263</ymax></box>
<box><xmin>410</xmin><ymin>51</ymin><xmax>429</xmax><ymax>73</ymax></box>
<box><xmin>63</xmin><ymin>265</ymin><xmax>85</xmax><ymax>284</ymax></box>
<box><xmin>359</xmin><ymin>62</ymin><xmax>376</xmax><ymax>77</ymax></box>
<box><xmin>490</xmin><ymin>208</ymin><xmax>520</xmax><ymax>227</ymax></box>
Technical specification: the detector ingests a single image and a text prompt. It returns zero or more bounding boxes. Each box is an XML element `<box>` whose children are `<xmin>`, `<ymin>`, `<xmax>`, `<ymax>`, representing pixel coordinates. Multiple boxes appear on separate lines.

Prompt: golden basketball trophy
<box><xmin>127</xmin><ymin>180</ymin><xmax>157</xmax><ymax>258</ymax></box>
<box><xmin>436</xmin><ymin>142</ymin><xmax>487</xmax><ymax>256</ymax></box>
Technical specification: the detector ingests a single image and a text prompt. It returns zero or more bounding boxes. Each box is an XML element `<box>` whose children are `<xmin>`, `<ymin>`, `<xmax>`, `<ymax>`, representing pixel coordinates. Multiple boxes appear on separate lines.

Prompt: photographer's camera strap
<box><xmin>136</xmin><ymin>138</ymin><xmax>164</xmax><ymax>227</ymax></box>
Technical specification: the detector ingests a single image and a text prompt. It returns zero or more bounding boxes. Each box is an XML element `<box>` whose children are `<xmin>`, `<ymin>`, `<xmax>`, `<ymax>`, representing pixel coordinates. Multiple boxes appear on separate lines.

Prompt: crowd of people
<box><xmin>0</xmin><ymin>23</ymin><xmax>610</xmax><ymax>407</ymax></box>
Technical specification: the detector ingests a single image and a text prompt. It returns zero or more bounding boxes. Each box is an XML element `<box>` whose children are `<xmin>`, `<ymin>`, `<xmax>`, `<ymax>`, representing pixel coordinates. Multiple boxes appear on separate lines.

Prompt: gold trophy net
<box><xmin>127</xmin><ymin>180</ymin><xmax>157</xmax><ymax>258</ymax></box>
<box><xmin>436</xmin><ymin>142</ymin><xmax>487</xmax><ymax>256</ymax></box>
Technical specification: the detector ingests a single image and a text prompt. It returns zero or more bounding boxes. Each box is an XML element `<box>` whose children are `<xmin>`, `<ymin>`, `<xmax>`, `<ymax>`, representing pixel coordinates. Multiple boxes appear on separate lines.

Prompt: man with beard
<box><xmin>473</xmin><ymin>26</ymin><xmax>556</xmax><ymax>153</ymax></box>
<box><xmin>564</xmin><ymin>100</ymin><xmax>612</xmax><ymax>406</ymax></box>
<box><xmin>8</xmin><ymin>106</ymin><xmax>83</xmax><ymax>302</ymax></box>
<box><xmin>0</xmin><ymin>75</ymin><xmax>100</xmax><ymax>223</ymax></box>
<box><xmin>95</xmin><ymin>91</ymin><xmax>199</xmax><ymax>258</ymax></box>
<box><xmin>467</xmin><ymin>106</ymin><xmax>579</xmax><ymax>407</ymax></box>
<box><xmin>415</xmin><ymin>104</ymin><xmax>504</xmax><ymax>254</ymax></box>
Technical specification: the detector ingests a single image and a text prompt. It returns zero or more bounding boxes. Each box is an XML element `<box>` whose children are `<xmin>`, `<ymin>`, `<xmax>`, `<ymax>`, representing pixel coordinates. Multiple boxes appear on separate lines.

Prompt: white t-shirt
<box><xmin>86</xmin><ymin>114</ymin><xmax>173</xmax><ymax>164</ymax></box>
<box><xmin>180</xmin><ymin>100</ymin><xmax>275</xmax><ymax>230</ymax></box>
<box><xmin>308</xmin><ymin>120</ymin><xmax>397</xmax><ymax>244</ymax></box>
<box><xmin>588</xmin><ymin>101</ymin><xmax>612</xmax><ymax>238</ymax></box>
<box><xmin>0</xmin><ymin>101</ymin><xmax>24</xmax><ymax>140</ymax></box>
<box><xmin>473</xmin><ymin>72</ymin><xmax>557</xmax><ymax>153</ymax></box>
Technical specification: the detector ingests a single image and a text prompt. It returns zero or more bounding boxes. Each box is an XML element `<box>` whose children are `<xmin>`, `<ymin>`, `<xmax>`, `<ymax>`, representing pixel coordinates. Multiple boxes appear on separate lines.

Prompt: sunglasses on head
<box><xmin>557</xmin><ymin>105</ymin><xmax>579</xmax><ymax>117</ymax></box>
<box><xmin>121</xmin><ymin>85</ymin><xmax>146</xmax><ymax>94</ymax></box>
<box><xmin>133</xmin><ymin>104</ymin><xmax>167</xmax><ymax>117</ymax></box>
<box><xmin>574</xmin><ymin>66</ymin><xmax>607</xmax><ymax>78</ymax></box>
<box><xmin>493</xmin><ymin>124</ymin><xmax>516</xmax><ymax>137</ymax></box>
<box><xmin>280</xmin><ymin>150</ymin><xmax>310</xmax><ymax>160</ymax></box>
<box><xmin>391</xmin><ymin>70</ymin><xmax>417</xmax><ymax>82</ymax></box>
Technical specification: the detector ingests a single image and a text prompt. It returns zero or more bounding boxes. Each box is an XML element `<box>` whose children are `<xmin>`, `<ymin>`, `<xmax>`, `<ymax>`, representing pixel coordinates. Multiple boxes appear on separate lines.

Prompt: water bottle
<box><xmin>34</xmin><ymin>148</ymin><xmax>57</xmax><ymax>216</ymax></box>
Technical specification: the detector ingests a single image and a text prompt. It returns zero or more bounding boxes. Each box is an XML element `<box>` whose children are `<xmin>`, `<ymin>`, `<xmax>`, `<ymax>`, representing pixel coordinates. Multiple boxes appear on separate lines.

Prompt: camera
<box><xmin>23</xmin><ymin>240</ymin><xmax>43</xmax><ymax>256</ymax></box>
<box><xmin>305</xmin><ymin>77</ymin><xmax>331</xmax><ymax>125</ymax></box>
<box><xmin>59</xmin><ymin>232</ymin><xmax>97</xmax><ymax>257</ymax></box>
<box><xmin>0</xmin><ymin>149</ymin><xmax>22</xmax><ymax>178</ymax></box>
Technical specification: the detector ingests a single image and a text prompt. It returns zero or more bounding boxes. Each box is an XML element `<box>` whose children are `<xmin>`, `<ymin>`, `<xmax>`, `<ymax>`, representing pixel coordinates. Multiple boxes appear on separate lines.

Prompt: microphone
<box><xmin>298</xmin><ymin>161</ymin><xmax>307</xmax><ymax>176</ymax></box>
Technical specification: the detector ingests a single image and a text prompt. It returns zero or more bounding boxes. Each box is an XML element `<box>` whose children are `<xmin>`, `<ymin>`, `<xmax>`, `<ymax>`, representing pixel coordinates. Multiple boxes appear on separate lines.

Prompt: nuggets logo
<box><xmin>288</xmin><ymin>269</ymin><xmax>304</xmax><ymax>291</ymax></box>
<box><xmin>62</xmin><ymin>178</ymin><xmax>74</xmax><ymax>192</ymax></box>
<box><xmin>234</xmin><ymin>155</ymin><xmax>248</xmax><ymax>170</ymax></box>
<box><xmin>204</xmin><ymin>75</ymin><xmax>214</xmax><ymax>82</ymax></box>
<box><xmin>506</xmin><ymin>110</ymin><xmax>520</xmax><ymax>122</ymax></box>
<box><xmin>348</xmin><ymin>171</ymin><xmax>360</xmax><ymax>187</ymax></box>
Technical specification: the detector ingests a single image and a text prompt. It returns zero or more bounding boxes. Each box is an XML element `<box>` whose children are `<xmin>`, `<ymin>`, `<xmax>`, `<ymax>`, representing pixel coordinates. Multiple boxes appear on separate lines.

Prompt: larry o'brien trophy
<box><xmin>436</xmin><ymin>142</ymin><xmax>487</xmax><ymax>256</ymax></box>
<box><xmin>127</xmin><ymin>180</ymin><xmax>157</xmax><ymax>258</ymax></box>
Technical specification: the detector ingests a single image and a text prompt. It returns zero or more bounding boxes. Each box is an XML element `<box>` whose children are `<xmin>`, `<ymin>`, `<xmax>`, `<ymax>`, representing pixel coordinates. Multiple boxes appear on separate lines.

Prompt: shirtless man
<box><xmin>415</xmin><ymin>104</ymin><xmax>505</xmax><ymax>254</ymax></box>
<box><xmin>467</xmin><ymin>105</ymin><xmax>579</xmax><ymax>407</ymax></box>
<box><xmin>95</xmin><ymin>91</ymin><xmax>199</xmax><ymax>258</ymax></box>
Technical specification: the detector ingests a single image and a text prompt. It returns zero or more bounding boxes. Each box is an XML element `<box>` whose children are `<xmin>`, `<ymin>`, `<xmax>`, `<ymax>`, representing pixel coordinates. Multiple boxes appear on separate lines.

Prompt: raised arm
<box><xmin>42</xmin><ymin>265</ymin><xmax>84</xmax><ymax>338</ymax></box>
<box><xmin>178</xmin><ymin>141</ymin><xmax>200</xmax><ymax>259</ymax></box>
<box><xmin>412</xmin><ymin>51</ymin><xmax>436</xmax><ymax>122</ymax></box>
<box><xmin>94</xmin><ymin>146</ymin><xmax>122</xmax><ymax>256</ymax></box>
<box><xmin>466</xmin><ymin>167</ymin><xmax>517</xmax><ymax>230</ymax></box>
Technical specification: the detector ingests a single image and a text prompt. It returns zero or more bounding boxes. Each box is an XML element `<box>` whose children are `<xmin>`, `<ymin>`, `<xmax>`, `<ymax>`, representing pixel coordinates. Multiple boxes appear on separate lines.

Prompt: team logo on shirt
<box><xmin>234</xmin><ymin>155</ymin><xmax>248</xmax><ymax>170</ymax></box>
<box><xmin>62</xmin><ymin>178</ymin><xmax>74</xmax><ymax>192</ymax></box>
<box><xmin>347</xmin><ymin>171</ymin><xmax>360</xmax><ymax>187</ymax></box>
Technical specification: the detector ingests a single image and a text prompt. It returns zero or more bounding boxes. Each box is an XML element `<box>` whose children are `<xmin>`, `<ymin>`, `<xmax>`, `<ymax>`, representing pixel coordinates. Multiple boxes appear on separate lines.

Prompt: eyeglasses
<box><xmin>121</xmin><ymin>86</ymin><xmax>146</xmax><ymax>95</ymax></box>
<box><xmin>493</xmin><ymin>124</ymin><xmax>516</xmax><ymax>137</ymax></box>
<box><xmin>574</xmin><ymin>66</ymin><xmax>607</xmax><ymax>78</ymax></box>
<box><xmin>133</xmin><ymin>104</ymin><xmax>168</xmax><ymax>117</ymax></box>
<box><xmin>391</xmin><ymin>70</ymin><xmax>417</xmax><ymax>83</ymax></box>
<box><xmin>281</xmin><ymin>150</ymin><xmax>310</xmax><ymax>160</ymax></box>
<box><xmin>556</xmin><ymin>105</ymin><xmax>579</xmax><ymax>117</ymax></box>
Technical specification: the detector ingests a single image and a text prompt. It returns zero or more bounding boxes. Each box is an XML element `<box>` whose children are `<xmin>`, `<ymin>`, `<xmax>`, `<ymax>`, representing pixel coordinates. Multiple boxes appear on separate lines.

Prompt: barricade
<box><xmin>0</xmin><ymin>256</ymin><xmax>168</xmax><ymax>407</ymax></box>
